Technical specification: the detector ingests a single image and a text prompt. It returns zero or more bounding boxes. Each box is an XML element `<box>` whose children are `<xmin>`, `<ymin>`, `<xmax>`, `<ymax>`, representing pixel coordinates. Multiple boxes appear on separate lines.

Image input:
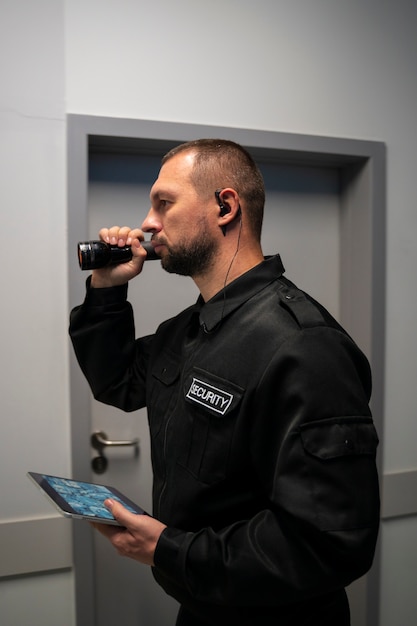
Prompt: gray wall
<box><xmin>0</xmin><ymin>1</ymin><xmax>75</xmax><ymax>624</ymax></box>
<box><xmin>1</xmin><ymin>1</ymin><xmax>417</xmax><ymax>624</ymax></box>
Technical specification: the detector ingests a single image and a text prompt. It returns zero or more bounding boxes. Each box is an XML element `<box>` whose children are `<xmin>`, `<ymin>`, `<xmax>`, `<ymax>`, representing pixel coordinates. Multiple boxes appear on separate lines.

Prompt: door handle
<box><xmin>91</xmin><ymin>431</ymin><xmax>139</xmax><ymax>474</ymax></box>
<box><xmin>91</xmin><ymin>430</ymin><xmax>139</xmax><ymax>450</ymax></box>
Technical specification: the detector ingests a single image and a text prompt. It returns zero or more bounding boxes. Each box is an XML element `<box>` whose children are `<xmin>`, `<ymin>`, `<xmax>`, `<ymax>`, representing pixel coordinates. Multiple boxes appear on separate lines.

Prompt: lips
<box><xmin>151</xmin><ymin>237</ymin><xmax>167</xmax><ymax>253</ymax></box>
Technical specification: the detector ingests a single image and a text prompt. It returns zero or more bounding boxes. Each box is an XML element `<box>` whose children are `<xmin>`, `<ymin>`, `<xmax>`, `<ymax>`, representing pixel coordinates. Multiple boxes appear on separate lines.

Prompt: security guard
<box><xmin>70</xmin><ymin>139</ymin><xmax>380</xmax><ymax>626</ymax></box>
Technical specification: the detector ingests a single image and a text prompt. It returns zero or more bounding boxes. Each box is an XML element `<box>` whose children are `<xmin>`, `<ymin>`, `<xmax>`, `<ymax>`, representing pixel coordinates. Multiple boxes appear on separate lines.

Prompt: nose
<box><xmin>141</xmin><ymin>207</ymin><xmax>161</xmax><ymax>234</ymax></box>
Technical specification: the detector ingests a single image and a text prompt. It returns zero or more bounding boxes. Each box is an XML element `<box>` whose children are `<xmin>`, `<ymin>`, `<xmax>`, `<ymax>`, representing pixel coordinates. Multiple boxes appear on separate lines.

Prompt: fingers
<box><xmin>104</xmin><ymin>498</ymin><xmax>138</xmax><ymax>527</ymax></box>
<box><xmin>91</xmin><ymin>226</ymin><xmax>147</xmax><ymax>288</ymax></box>
<box><xmin>99</xmin><ymin>226</ymin><xmax>144</xmax><ymax>248</ymax></box>
<box><xmin>93</xmin><ymin>499</ymin><xmax>167</xmax><ymax>566</ymax></box>
<box><xmin>91</xmin><ymin>520</ymin><xmax>119</xmax><ymax>539</ymax></box>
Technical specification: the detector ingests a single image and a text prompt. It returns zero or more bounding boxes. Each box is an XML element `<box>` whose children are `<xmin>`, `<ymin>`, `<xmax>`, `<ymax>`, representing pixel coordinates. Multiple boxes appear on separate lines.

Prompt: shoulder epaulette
<box><xmin>276</xmin><ymin>279</ymin><xmax>327</xmax><ymax>329</ymax></box>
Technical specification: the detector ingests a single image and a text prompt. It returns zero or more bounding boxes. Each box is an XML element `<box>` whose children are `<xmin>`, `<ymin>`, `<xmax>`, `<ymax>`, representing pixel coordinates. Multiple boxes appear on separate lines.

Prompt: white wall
<box><xmin>65</xmin><ymin>0</ymin><xmax>417</xmax><ymax>468</ymax></box>
<box><xmin>64</xmin><ymin>1</ymin><xmax>417</xmax><ymax>623</ymax></box>
<box><xmin>0</xmin><ymin>2</ymin><xmax>75</xmax><ymax>625</ymax></box>
<box><xmin>1</xmin><ymin>0</ymin><xmax>417</xmax><ymax>623</ymax></box>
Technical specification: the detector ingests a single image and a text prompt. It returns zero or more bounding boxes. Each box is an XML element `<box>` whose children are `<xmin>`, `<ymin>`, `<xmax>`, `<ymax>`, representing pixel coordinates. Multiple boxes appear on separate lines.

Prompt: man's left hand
<box><xmin>92</xmin><ymin>499</ymin><xmax>167</xmax><ymax>566</ymax></box>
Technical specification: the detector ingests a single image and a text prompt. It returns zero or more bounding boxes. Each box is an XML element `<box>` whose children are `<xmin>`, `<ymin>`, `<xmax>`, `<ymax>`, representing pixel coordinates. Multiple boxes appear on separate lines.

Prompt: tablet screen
<box><xmin>28</xmin><ymin>472</ymin><xmax>145</xmax><ymax>524</ymax></box>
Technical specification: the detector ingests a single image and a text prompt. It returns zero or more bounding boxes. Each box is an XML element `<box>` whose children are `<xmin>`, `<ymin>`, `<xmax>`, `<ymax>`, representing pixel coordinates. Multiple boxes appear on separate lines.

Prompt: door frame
<box><xmin>67</xmin><ymin>115</ymin><xmax>386</xmax><ymax>626</ymax></box>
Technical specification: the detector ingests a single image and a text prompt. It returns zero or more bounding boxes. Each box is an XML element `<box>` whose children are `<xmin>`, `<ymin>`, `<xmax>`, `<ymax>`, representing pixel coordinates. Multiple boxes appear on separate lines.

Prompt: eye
<box><xmin>159</xmin><ymin>198</ymin><xmax>172</xmax><ymax>210</ymax></box>
<box><xmin>150</xmin><ymin>189</ymin><xmax>175</xmax><ymax>211</ymax></box>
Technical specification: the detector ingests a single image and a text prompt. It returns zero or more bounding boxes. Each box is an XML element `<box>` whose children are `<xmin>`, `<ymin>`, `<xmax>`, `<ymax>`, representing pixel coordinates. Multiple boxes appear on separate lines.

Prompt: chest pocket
<box><xmin>149</xmin><ymin>353</ymin><xmax>181</xmax><ymax>439</ymax></box>
<box><xmin>179</xmin><ymin>368</ymin><xmax>244</xmax><ymax>484</ymax></box>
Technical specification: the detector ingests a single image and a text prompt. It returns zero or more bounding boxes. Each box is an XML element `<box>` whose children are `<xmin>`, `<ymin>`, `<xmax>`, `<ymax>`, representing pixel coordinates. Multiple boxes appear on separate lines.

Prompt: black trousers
<box><xmin>175</xmin><ymin>591</ymin><xmax>350</xmax><ymax>626</ymax></box>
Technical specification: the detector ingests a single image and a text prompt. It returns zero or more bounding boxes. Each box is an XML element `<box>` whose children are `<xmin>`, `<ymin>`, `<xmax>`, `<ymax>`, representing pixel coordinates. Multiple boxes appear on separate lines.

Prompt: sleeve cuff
<box><xmin>83</xmin><ymin>275</ymin><xmax>129</xmax><ymax>307</ymax></box>
<box><xmin>154</xmin><ymin>527</ymin><xmax>189</xmax><ymax>584</ymax></box>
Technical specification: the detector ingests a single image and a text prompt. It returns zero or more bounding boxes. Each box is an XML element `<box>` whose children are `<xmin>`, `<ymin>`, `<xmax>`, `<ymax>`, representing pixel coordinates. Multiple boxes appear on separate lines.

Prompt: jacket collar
<box><xmin>198</xmin><ymin>254</ymin><xmax>285</xmax><ymax>333</ymax></box>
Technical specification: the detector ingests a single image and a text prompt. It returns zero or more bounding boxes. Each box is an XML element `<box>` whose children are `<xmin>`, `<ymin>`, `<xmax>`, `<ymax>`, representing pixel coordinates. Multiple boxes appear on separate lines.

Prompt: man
<box><xmin>69</xmin><ymin>139</ymin><xmax>380</xmax><ymax>625</ymax></box>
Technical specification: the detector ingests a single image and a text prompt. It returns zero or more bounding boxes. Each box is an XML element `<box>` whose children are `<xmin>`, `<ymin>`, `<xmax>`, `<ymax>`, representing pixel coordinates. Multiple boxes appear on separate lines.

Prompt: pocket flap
<box><xmin>152</xmin><ymin>356</ymin><xmax>180</xmax><ymax>386</ymax></box>
<box><xmin>300</xmin><ymin>417</ymin><xmax>379</xmax><ymax>460</ymax></box>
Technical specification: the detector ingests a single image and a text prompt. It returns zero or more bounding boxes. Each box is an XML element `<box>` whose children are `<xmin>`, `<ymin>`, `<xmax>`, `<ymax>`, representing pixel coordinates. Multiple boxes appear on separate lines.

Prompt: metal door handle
<box><xmin>91</xmin><ymin>431</ymin><xmax>139</xmax><ymax>450</ymax></box>
<box><xmin>90</xmin><ymin>431</ymin><xmax>140</xmax><ymax>474</ymax></box>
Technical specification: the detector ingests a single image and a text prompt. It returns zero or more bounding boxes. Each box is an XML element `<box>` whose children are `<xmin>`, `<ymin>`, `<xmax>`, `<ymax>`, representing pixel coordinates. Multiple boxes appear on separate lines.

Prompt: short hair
<box><xmin>162</xmin><ymin>139</ymin><xmax>265</xmax><ymax>240</ymax></box>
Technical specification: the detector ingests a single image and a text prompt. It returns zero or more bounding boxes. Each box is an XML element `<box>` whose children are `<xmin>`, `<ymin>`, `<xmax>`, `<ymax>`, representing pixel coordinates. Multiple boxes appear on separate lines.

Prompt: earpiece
<box><xmin>215</xmin><ymin>189</ymin><xmax>230</xmax><ymax>216</ymax></box>
<box><xmin>215</xmin><ymin>189</ymin><xmax>230</xmax><ymax>236</ymax></box>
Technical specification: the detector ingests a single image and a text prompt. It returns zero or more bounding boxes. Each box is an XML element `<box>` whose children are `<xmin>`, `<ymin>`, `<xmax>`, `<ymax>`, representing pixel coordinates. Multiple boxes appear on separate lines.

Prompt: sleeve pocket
<box><xmin>299</xmin><ymin>417</ymin><xmax>380</xmax><ymax>531</ymax></box>
<box><xmin>300</xmin><ymin>417</ymin><xmax>379</xmax><ymax>460</ymax></box>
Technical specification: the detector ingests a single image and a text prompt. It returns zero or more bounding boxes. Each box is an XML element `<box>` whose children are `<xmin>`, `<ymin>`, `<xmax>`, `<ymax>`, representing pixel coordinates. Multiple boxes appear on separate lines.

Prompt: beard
<box><xmin>159</xmin><ymin>231</ymin><xmax>218</xmax><ymax>277</ymax></box>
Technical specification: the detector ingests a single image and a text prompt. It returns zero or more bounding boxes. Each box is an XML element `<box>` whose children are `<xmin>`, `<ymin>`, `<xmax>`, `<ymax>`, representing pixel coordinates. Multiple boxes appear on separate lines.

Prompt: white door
<box><xmin>79</xmin><ymin>150</ymin><xmax>342</xmax><ymax>625</ymax></box>
<box><xmin>87</xmin><ymin>152</ymin><xmax>190</xmax><ymax>626</ymax></box>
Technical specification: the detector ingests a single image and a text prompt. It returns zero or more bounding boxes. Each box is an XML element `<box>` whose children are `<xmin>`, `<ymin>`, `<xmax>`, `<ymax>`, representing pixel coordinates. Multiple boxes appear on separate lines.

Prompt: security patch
<box><xmin>186</xmin><ymin>377</ymin><xmax>234</xmax><ymax>415</ymax></box>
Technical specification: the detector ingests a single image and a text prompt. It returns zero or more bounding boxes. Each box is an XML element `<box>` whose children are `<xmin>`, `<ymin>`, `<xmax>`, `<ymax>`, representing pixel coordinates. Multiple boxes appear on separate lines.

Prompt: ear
<box><xmin>216</xmin><ymin>188</ymin><xmax>241</xmax><ymax>234</ymax></box>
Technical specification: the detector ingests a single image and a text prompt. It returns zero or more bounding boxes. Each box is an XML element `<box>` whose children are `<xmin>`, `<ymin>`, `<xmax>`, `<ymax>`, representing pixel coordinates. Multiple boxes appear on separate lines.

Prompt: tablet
<box><xmin>28</xmin><ymin>472</ymin><xmax>146</xmax><ymax>525</ymax></box>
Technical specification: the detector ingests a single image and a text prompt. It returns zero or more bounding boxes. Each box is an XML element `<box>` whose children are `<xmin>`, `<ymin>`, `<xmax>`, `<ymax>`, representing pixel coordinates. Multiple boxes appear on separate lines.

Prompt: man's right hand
<box><xmin>91</xmin><ymin>226</ymin><xmax>150</xmax><ymax>288</ymax></box>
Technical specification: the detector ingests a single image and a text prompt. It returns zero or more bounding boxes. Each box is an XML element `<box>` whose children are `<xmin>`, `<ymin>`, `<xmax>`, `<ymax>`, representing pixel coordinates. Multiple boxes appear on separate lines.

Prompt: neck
<box><xmin>193</xmin><ymin>241</ymin><xmax>264</xmax><ymax>302</ymax></box>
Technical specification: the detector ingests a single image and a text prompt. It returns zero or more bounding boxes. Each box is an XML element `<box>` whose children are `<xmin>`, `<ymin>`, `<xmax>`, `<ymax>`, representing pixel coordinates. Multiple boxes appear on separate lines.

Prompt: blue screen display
<box><xmin>43</xmin><ymin>475</ymin><xmax>138</xmax><ymax>520</ymax></box>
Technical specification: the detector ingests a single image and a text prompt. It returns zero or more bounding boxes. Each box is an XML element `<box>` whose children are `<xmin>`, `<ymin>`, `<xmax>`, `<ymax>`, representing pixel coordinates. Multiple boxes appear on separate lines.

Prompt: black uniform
<box><xmin>70</xmin><ymin>255</ymin><xmax>380</xmax><ymax>626</ymax></box>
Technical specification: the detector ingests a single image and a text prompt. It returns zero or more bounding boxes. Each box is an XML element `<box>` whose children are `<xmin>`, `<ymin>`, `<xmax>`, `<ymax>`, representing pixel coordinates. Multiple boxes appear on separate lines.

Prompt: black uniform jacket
<box><xmin>69</xmin><ymin>255</ymin><xmax>380</xmax><ymax>625</ymax></box>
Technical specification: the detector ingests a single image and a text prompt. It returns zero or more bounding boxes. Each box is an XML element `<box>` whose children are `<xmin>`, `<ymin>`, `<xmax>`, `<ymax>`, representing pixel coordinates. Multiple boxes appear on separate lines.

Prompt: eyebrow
<box><xmin>150</xmin><ymin>184</ymin><xmax>178</xmax><ymax>204</ymax></box>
